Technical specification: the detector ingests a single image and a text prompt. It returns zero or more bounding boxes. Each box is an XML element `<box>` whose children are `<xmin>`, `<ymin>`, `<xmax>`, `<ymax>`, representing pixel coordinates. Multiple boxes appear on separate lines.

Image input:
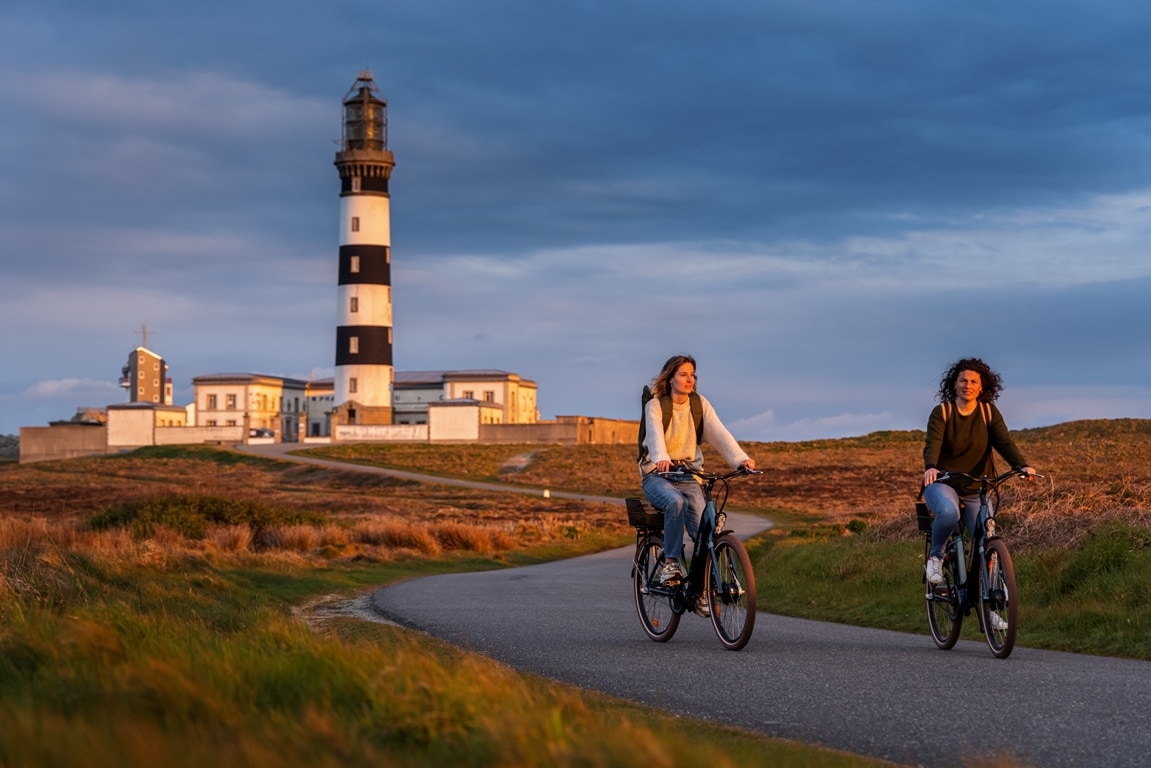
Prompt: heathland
<box><xmin>2</xmin><ymin>420</ymin><xmax>1150</xmax><ymax>766</ymax></box>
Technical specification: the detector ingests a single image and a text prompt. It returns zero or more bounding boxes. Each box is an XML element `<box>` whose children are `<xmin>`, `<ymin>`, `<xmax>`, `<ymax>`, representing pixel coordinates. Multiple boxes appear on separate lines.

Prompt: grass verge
<box><xmin>1</xmin><ymin>512</ymin><xmax>893</xmax><ymax>767</ymax></box>
<box><xmin>755</xmin><ymin>520</ymin><xmax>1151</xmax><ymax>659</ymax></box>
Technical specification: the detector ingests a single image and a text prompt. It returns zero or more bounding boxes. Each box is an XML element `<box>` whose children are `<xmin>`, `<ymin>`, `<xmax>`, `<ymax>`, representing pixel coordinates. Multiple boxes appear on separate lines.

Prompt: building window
<box><xmin>207</xmin><ymin>394</ymin><xmax>217</xmax><ymax>409</ymax></box>
<box><xmin>349</xmin><ymin>377</ymin><xmax>358</xmax><ymax>394</ymax></box>
<box><xmin>463</xmin><ymin>390</ymin><xmax>474</xmax><ymax>400</ymax></box>
<box><xmin>350</xmin><ymin>255</ymin><xmax>360</xmax><ymax>273</ymax></box>
<box><xmin>153</xmin><ymin>379</ymin><xmax>159</xmax><ymax>387</ymax></box>
<box><xmin>350</xmin><ymin>296</ymin><xmax>359</xmax><ymax>313</ymax></box>
<box><xmin>351</xmin><ymin>177</ymin><xmax>361</xmax><ymax>193</ymax></box>
<box><xmin>226</xmin><ymin>419</ymin><xmax>237</xmax><ymax>427</ymax></box>
<box><xmin>207</xmin><ymin>420</ymin><xmax>217</xmax><ymax>427</ymax></box>
<box><xmin>138</xmin><ymin>371</ymin><xmax>144</xmax><ymax>379</ymax></box>
<box><xmin>484</xmin><ymin>391</ymin><xmax>495</xmax><ymax>402</ymax></box>
<box><xmin>137</xmin><ymin>386</ymin><xmax>144</xmax><ymax>395</ymax></box>
<box><xmin>351</xmin><ymin>216</ymin><xmax>360</xmax><ymax>232</ymax></box>
<box><xmin>226</xmin><ymin>394</ymin><xmax>237</xmax><ymax>409</ymax></box>
<box><xmin>153</xmin><ymin>362</ymin><xmax>159</xmax><ymax>370</ymax></box>
<box><xmin>349</xmin><ymin>336</ymin><xmax>359</xmax><ymax>354</ymax></box>
<box><xmin>138</xmin><ymin>356</ymin><xmax>144</xmax><ymax>364</ymax></box>
<box><xmin>152</xmin><ymin>395</ymin><xmax>159</xmax><ymax>403</ymax></box>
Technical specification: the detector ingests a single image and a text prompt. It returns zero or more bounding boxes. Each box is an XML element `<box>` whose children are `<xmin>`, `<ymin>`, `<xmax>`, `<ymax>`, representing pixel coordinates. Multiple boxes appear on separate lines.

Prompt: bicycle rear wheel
<box><xmin>925</xmin><ymin>539</ymin><xmax>963</xmax><ymax>650</ymax></box>
<box><xmin>706</xmin><ymin>535</ymin><xmax>756</xmax><ymax>651</ymax></box>
<box><xmin>634</xmin><ymin>534</ymin><xmax>680</xmax><ymax>642</ymax></box>
<box><xmin>979</xmin><ymin>538</ymin><xmax>1017</xmax><ymax>659</ymax></box>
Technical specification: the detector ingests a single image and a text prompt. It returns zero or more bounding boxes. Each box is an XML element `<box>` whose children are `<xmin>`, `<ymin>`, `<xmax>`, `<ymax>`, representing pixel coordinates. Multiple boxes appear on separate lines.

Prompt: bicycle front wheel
<box><xmin>706</xmin><ymin>535</ymin><xmax>756</xmax><ymax>651</ymax></box>
<box><xmin>634</xmin><ymin>534</ymin><xmax>680</xmax><ymax>642</ymax></box>
<box><xmin>926</xmin><ymin>540</ymin><xmax>963</xmax><ymax>650</ymax></box>
<box><xmin>979</xmin><ymin>538</ymin><xmax>1018</xmax><ymax>659</ymax></box>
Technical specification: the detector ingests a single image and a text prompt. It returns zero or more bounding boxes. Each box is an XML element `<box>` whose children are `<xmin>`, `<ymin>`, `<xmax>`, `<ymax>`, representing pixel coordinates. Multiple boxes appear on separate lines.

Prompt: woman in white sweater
<box><xmin>638</xmin><ymin>354</ymin><xmax>756</xmax><ymax>608</ymax></box>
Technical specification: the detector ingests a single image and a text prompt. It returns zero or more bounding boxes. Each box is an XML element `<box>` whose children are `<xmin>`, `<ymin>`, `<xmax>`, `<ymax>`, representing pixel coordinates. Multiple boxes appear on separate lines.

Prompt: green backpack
<box><xmin>637</xmin><ymin>385</ymin><xmax>704</xmax><ymax>463</ymax></box>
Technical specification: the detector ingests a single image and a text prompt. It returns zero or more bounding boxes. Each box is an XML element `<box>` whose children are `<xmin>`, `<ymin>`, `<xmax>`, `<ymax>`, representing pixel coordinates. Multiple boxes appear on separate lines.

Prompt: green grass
<box><xmin>0</xmin><ymin>545</ymin><xmax>893</xmax><ymax>768</ymax></box>
<box><xmin>756</xmin><ymin>522</ymin><xmax>1151</xmax><ymax>659</ymax></box>
<box><xmin>89</xmin><ymin>494</ymin><xmax>324</xmax><ymax>539</ymax></box>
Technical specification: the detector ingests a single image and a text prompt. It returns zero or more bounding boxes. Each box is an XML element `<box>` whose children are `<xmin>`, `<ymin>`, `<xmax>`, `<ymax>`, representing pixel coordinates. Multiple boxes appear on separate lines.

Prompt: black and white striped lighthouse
<box><xmin>332</xmin><ymin>71</ymin><xmax>395</xmax><ymax>426</ymax></box>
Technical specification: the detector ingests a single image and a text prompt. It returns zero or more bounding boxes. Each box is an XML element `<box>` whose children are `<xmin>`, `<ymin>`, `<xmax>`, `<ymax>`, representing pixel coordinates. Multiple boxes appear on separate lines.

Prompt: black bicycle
<box><xmin>627</xmin><ymin>465</ymin><xmax>760</xmax><ymax>651</ymax></box>
<box><xmin>918</xmin><ymin>468</ymin><xmax>1040</xmax><ymax>659</ymax></box>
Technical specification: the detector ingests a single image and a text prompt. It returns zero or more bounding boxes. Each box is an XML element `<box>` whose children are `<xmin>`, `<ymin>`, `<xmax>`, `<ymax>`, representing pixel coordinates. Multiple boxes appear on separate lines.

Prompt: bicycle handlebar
<box><xmin>657</xmin><ymin>465</ymin><xmax>762</xmax><ymax>482</ymax></box>
<box><xmin>936</xmin><ymin>467</ymin><xmax>1045</xmax><ymax>486</ymax></box>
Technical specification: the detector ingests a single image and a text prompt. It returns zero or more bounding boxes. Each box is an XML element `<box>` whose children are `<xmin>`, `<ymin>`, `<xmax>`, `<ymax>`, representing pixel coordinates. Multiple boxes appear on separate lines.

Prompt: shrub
<box><xmin>88</xmin><ymin>495</ymin><xmax>321</xmax><ymax>545</ymax></box>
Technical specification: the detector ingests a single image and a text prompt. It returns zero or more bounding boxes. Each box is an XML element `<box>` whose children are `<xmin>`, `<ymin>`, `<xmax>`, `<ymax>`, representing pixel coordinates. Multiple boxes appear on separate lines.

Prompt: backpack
<box><xmin>637</xmin><ymin>385</ymin><xmax>704</xmax><ymax>463</ymax></box>
<box><xmin>940</xmin><ymin>400</ymin><xmax>991</xmax><ymax>425</ymax></box>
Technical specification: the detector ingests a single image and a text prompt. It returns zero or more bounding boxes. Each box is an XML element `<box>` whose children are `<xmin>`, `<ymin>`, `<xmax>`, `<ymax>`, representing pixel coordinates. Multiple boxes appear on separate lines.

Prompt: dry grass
<box><xmin>0</xmin><ymin>446</ymin><xmax>630</xmax><ymax>570</ymax></box>
<box><xmin>6</xmin><ymin>419</ymin><xmax>1151</xmax><ymax>565</ymax></box>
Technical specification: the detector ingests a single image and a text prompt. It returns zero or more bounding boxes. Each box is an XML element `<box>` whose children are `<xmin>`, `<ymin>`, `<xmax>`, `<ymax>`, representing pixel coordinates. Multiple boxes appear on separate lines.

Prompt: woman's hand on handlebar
<box><xmin>654</xmin><ymin>459</ymin><xmax>672</xmax><ymax>473</ymax></box>
<box><xmin>740</xmin><ymin>458</ymin><xmax>756</xmax><ymax>471</ymax></box>
<box><xmin>924</xmin><ymin>468</ymin><xmax>939</xmax><ymax>486</ymax></box>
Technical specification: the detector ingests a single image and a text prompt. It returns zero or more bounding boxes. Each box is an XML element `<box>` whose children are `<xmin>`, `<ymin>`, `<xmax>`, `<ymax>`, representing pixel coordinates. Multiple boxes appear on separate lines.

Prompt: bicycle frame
<box><xmin>644</xmin><ymin>468</ymin><xmax>737</xmax><ymax>609</ymax></box>
<box><xmin>676</xmin><ymin>491</ymin><xmax>729</xmax><ymax>612</ymax></box>
<box><xmin>945</xmin><ymin>481</ymin><xmax>995</xmax><ymax>613</ymax></box>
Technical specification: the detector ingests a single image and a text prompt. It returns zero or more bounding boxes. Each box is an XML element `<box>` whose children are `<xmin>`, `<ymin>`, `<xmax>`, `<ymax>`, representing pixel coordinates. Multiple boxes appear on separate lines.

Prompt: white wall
<box><xmin>107</xmin><ymin>409</ymin><xmax>155</xmax><ymax>449</ymax></box>
<box><xmin>334</xmin><ymin>423</ymin><xmax>428</xmax><ymax>442</ymax></box>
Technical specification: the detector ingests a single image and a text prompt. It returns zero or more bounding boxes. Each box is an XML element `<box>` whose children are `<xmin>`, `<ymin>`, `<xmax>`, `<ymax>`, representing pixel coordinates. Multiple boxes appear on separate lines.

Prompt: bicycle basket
<box><xmin>626</xmin><ymin>498</ymin><xmax>664</xmax><ymax>530</ymax></box>
<box><xmin>915</xmin><ymin>502</ymin><xmax>933</xmax><ymax>533</ymax></box>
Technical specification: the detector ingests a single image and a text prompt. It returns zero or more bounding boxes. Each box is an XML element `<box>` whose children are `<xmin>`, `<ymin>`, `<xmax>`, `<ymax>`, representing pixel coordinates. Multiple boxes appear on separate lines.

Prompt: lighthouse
<box><xmin>332</xmin><ymin>71</ymin><xmax>395</xmax><ymax>427</ymax></box>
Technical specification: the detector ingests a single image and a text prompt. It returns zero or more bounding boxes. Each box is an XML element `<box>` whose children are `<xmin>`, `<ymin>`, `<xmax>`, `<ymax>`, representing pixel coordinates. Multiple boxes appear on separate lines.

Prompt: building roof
<box><xmin>192</xmin><ymin>372</ymin><xmax>309</xmax><ymax>387</ymax></box>
<box><xmin>107</xmin><ymin>402</ymin><xmax>187</xmax><ymax>413</ymax></box>
<box><xmin>394</xmin><ymin>370</ymin><xmax>449</xmax><ymax>385</ymax></box>
<box><xmin>442</xmin><ymin>369</ymin><xmax>536</xmax><ymax>385</ymax></box>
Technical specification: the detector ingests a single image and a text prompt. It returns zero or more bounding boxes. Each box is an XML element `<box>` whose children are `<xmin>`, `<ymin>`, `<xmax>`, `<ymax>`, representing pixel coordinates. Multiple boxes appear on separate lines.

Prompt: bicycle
<box><xmin>627</xmin><ymin>465</ymin><xmax>761</xmax><ymax>651</ymax></box>
<box><xmin>918</xmin><ymin>468</ymin><xmax>1041</xmax><ymax>659</ymax></box>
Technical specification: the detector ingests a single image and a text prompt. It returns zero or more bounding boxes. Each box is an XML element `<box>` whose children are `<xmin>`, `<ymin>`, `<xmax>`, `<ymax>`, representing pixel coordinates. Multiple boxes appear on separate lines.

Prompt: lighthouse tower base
<box><xmin>331</xmin><ymin>402</ymin><xmax>393</xmax><ymax>427</ymax></box>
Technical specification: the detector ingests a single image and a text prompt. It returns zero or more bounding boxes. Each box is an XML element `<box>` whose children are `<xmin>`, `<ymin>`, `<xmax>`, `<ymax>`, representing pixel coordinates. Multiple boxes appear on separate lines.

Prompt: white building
<box><xmin>392</xmin><ymin>370</ymin><xmax>539</xmax><ymax>426</ymax></box>
<box><xmin>191</xmin><ymin>373</ymin><xmax>307</xmax><ymax>441</ymax></box>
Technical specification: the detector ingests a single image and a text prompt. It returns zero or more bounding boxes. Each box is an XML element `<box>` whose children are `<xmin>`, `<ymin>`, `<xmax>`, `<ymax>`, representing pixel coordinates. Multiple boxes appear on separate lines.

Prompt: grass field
<box><xmin>3</xmin><ymin>420</ymin><xmax>1151</xmax><ymax>765</ymax></box>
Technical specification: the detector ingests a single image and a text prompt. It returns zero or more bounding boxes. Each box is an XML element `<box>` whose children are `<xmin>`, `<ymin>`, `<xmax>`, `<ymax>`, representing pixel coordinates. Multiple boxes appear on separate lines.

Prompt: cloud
<box><xmin>731</xmin><ymin>409</ymin><xmax>902</xmax><ymax>443</ymax></box>
<box><xmin>2</xmin><ymin>0</ymin><xmax>1151</xmax><ymax>442</ymax></box>
<box><xmin>23</xmin><ymin>377</ymin><xmax>122</xmax><ymax>401</ymax></box>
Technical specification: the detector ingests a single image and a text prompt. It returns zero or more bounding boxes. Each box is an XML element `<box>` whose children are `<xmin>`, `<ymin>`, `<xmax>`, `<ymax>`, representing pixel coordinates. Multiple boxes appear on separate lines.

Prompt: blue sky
<box><xmin>2</xmin><ymin>0</ymin><xmax>1150</xmax><ymax>442</ymax></box>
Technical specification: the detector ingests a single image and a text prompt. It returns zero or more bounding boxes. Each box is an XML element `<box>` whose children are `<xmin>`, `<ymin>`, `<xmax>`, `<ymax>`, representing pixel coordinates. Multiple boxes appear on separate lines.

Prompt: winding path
<box><xmin>242</xmin><ymin>443</ymin><xmax>1151</xmax><ymax>767</ymax></box>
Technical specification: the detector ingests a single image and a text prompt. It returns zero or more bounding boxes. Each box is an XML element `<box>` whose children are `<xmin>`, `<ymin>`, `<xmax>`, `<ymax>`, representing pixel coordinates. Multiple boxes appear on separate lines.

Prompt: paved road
<box><xmin>372</xmin><ymin>532</ymin><xmax>1151</xmax><ymax>768</ymax></box>
<box><xmin>241</xmin><ymin>443</ymin><xmax>1151</xmax><ymax>767</ymax></box>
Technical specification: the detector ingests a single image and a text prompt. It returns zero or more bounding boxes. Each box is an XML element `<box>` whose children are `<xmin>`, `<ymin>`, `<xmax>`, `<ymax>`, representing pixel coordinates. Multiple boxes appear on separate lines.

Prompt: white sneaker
<box><xmin>989</xmin><ymin>611</ymin><xmax>1009</xmax><ymax>631</ymax></box>
<box><xmin>692</xmin><ymin>595</ymin><xmax>711</xmax><ymax>618</ymax></box>
<box><xmin>658</xmin><ymin>560</ymin><xmax>683</xmax><ymax>584</ymax></box>
<box><xmin>925</xmin><ymin>557</ymin><xmax>944</xmax><ymax>585</ymax></box>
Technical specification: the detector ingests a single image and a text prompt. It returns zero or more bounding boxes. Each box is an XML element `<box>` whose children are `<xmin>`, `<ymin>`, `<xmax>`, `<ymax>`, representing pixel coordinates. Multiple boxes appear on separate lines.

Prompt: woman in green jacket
<box><xmin>922</xmin><ymin>357</ymin><xmax>1034</xmax><ymax>587</ymax></box>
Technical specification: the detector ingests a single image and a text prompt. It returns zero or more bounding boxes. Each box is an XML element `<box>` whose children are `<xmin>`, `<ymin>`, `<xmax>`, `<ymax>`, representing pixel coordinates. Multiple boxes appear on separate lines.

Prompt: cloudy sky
<box><xmin>2</xmin><ymin>0</ymin><xmax>1150</xmax><ymax>442</ymax></box>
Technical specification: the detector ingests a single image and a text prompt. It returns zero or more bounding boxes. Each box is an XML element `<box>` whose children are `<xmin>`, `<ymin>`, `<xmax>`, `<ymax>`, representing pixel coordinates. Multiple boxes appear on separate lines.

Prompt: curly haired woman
<box><xmin>922</xmin><ymin>357</ymin><xmax>1034</xmax><ymax>590</ymax></box>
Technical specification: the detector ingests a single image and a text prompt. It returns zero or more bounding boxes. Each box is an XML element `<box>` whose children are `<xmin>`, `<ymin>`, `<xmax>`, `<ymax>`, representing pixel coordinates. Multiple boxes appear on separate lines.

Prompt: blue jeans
<box><xmin>923</xmin><ymin>481</ymin><xmax>989</xmax><ymax>559</ymax></box>
<box><xmin>642</xmin><ymin>472</ymin><xmax>705</xmax><ymax>563</ymax></box>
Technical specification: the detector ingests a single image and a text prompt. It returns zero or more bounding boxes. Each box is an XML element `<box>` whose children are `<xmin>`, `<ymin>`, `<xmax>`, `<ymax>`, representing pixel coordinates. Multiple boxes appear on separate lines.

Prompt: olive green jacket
<box><xmin>923</xmin><ymin>401</ymin><xmax>1028</xmax><ymax>493</ymax></box>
